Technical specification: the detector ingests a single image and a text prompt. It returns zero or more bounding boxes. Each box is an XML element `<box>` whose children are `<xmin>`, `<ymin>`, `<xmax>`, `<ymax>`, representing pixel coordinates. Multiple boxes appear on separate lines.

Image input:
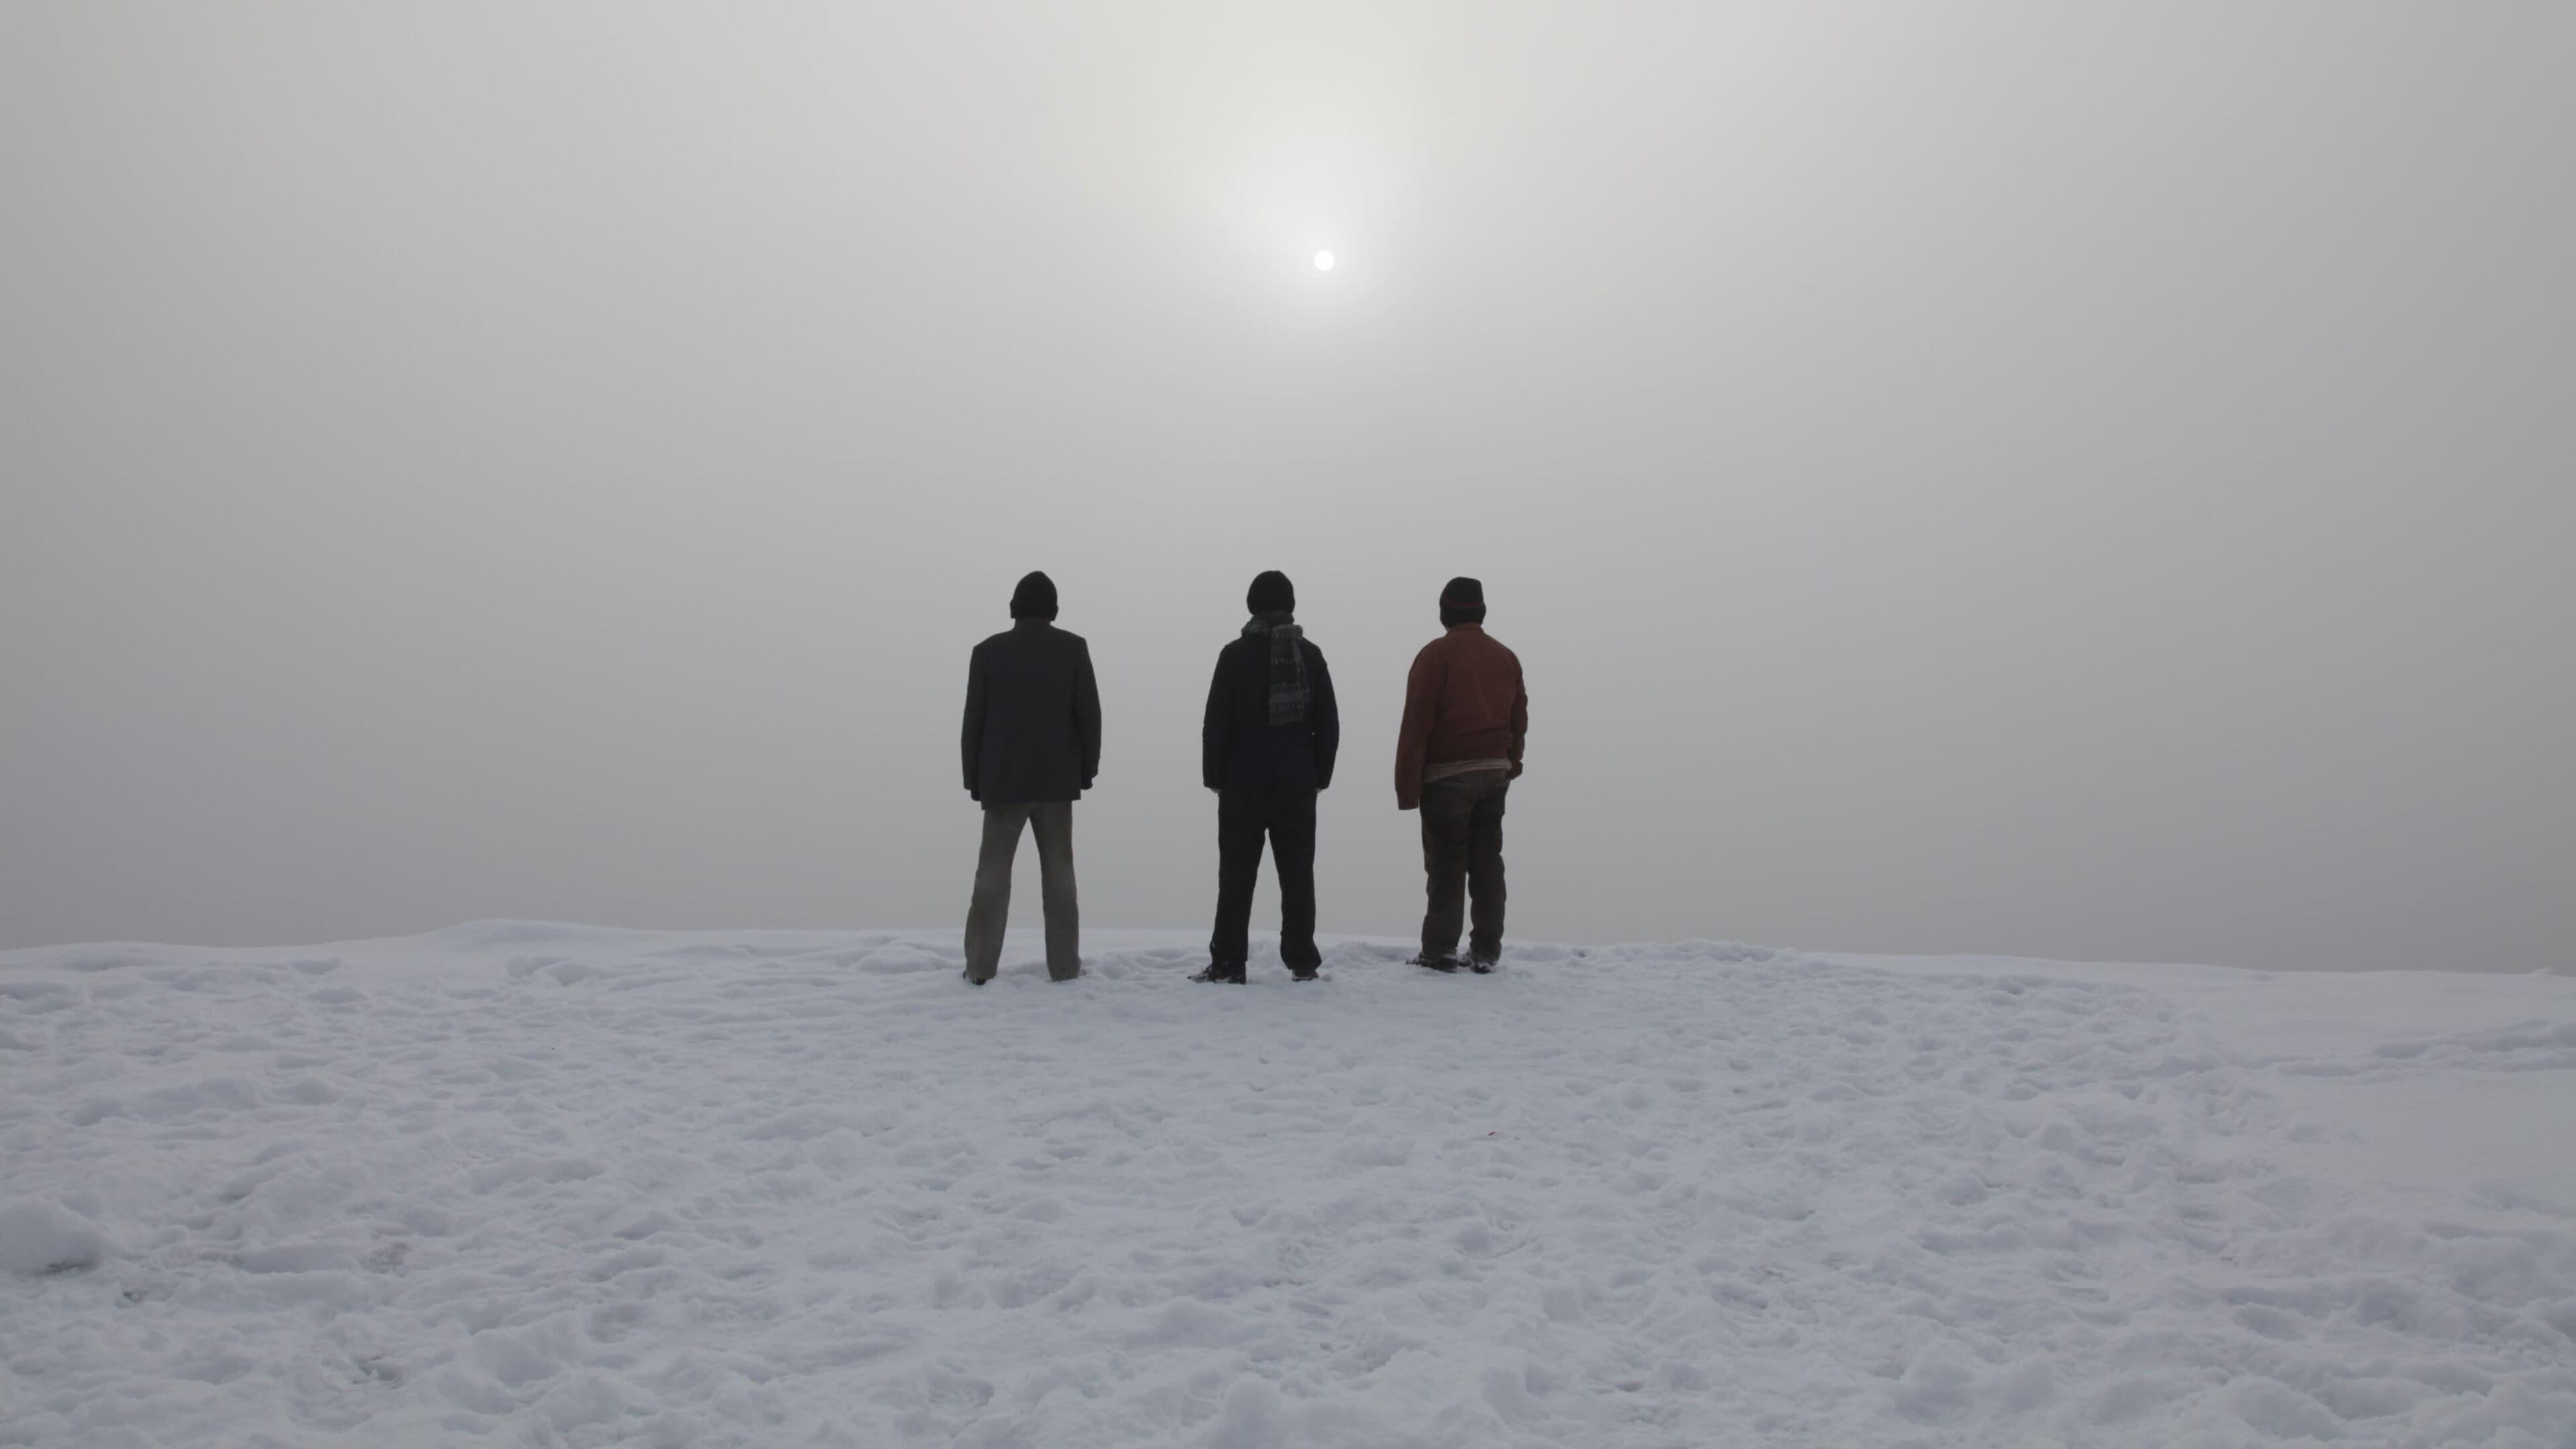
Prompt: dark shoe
<box><xmin>1409</xmin><ymin>953</ymin><xmax>1461</xmax><ymax>973</ymax></box>
<box><xmin>1049</xmin><ymin>969</ymin><xmax>1082</xmax><ymax>982</ymax></box>
<box><xmin>1468</xmin><ymin>957</ymin><xmax>1497</xmax><ymax>975</ymax></box>
<box><xmin>1288</xmin><ymin>965</ymin><xmax>1320</xmax><ymax>982</ymax></box>
<box><xmin>963</xmin><ymin>970</ymin><xmax>989</xmax><ymax>986</ymax></box>
<box><xmin>1191</xmin><ymin>963</ymin><xmax>1247</xmax><ymax>984</ymax></box>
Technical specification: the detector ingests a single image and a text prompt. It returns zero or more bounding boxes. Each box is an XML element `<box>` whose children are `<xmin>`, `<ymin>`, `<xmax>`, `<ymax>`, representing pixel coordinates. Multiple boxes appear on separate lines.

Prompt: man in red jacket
<box><xmin>1393</xmin><ymin>577</ymin><xmax>1527</xmax><ymax>973</ymax></box>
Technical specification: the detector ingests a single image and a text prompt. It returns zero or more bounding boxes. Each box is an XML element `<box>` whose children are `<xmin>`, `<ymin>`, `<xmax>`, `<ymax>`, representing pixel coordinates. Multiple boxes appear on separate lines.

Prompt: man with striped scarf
<box><xmin>1195</xmin><ymin>570</ymin><xmax>1341</xmax><ymax>983</ymax></box>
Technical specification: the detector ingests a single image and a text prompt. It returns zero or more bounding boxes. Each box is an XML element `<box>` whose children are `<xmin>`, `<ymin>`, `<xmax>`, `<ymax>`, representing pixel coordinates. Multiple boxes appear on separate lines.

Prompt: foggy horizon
<box><xmin>5</xmin><ymin>3</ymin><xmax>2569</xmax><ymax>972</ymax></box>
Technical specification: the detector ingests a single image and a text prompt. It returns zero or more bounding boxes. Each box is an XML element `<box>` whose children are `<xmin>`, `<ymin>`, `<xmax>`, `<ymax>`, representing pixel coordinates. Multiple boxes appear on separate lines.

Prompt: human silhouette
<box><xmin>1393</xmin><ymin>576</ymin><xmax>1526</xmax><ymax>972</ymax></box>
<box><xmin>1195</xmin><ymin>570</ymin><xmax>1340</xmax><ymax>983</ymax></box>
<box><xmin>959</xmin><ymin>571</ymin><xmax>1102</xmax><ymax>983</ymax></box>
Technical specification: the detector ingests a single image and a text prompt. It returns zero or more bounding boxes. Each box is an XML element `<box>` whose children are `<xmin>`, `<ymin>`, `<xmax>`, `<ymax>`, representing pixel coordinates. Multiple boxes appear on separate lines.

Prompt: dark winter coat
<box><xmin>1202</xmin><ymin>630</ymin><xmax>1340</xmax><ymax>794</ymax></box>
<box><xmin>962</xmin><ymin>620</ymin><xmax>1103</xmax><ymax>806</ymax></box>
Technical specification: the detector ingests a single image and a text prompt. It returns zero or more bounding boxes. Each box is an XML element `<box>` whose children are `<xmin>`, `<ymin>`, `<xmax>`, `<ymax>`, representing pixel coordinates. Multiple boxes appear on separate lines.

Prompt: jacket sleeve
<box><xmin>1309</xmin><ymin>643</ymin><xmax>1340</xmax><ymax>791</ymax></box>
<box><xmin>1508</xmin><ymin>653</ymin><xmax>1528</xmax><ymax>779</ymax></box>
<box><xmin>1201</xmin><ymin>649</ymin><xmax>1231</xmax><ymax>791</ymax></box>
<box><xmin>1393</xmin><ymin>647</ymin><xmax>1439</xmax><ymax>810</ymax></box>
<box><xmin>1074</xmin><ymin>640</ymin><xmax>1103</xmax><ymax>790</ymax></box>
<box><xmin>961</xmin><ymin>645</ymin><xmax>987</xmax><ymax>798</ymax></box>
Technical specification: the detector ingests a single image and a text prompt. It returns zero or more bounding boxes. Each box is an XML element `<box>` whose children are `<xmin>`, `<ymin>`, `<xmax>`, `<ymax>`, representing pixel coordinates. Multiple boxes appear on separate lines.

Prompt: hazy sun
<box><xmin>1313</xmin><ymin>250</ymin><xmax>1336</xmax><ymax>272</ymax></box>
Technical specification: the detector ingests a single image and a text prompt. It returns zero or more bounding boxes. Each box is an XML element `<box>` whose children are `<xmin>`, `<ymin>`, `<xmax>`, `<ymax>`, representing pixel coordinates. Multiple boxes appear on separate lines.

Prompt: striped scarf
<box><xmin>1244</xmin><ymin>611</ymin><xmax>1307</xmax><ymax>724</ymax></box>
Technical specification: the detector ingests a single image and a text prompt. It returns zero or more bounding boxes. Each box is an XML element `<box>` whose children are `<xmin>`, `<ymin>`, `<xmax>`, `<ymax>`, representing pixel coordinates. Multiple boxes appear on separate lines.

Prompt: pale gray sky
<box><xmin>3</xmin><ymin>3</ymin><xmax>2569</xmax><ymax>970</ymax></box>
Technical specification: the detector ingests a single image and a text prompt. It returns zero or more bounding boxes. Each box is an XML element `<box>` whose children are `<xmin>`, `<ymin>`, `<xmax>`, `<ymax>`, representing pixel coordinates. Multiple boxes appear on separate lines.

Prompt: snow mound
<box><xmin>0</xmin><ymin>1201</ymin><xmax>106</xmax><ymax>1275</ymax></box>
<box><xmin>3</xmin><ymin>924</ymin><xmax>2573</xmax><ymax>1446</ymax></box>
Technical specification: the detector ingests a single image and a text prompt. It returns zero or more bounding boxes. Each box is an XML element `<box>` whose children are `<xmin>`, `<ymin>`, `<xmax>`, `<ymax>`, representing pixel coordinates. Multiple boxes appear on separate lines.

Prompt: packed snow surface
<box><xmin>4</xmin><ymin>925</ymin><xmax>2574</xmax><ymax>1447</ymax></box>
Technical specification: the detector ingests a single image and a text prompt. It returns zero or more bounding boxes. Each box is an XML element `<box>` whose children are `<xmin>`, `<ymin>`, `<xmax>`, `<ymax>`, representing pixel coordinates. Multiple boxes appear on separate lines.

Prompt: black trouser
<box><xmin>1419</xmin><ymin>769</ymin><xmax>1509</xmax><ymax>961</ymax></box>
<box><xmin>1209</xmin><ymin>788</ymin><xmax>1320</xmax><ymax>970</ymax></box>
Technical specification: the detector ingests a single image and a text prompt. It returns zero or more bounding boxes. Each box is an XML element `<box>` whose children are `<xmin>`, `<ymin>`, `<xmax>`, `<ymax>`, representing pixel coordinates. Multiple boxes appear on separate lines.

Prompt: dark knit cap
<box><xmin>1246</xmin><ymin>570</ymin><xmax>1295</xmax><ymax>615</ymax></box>
<box><xmin>1440</xmin><ymin>575</ymin><xmax>1486</xmax><ymax>628</ymax></box>
<box><xmin>1010</xmin><ymin>570</ymin><xmax>1059</xmax><ymax>620</ymax></box>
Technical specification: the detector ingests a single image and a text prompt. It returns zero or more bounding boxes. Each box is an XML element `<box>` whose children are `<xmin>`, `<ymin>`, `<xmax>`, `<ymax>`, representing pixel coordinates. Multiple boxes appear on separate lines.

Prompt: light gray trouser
<box><xmin>963</xmin><ymin>801</ymin><xmax>1080</xmax><ymax>982</ymax></box>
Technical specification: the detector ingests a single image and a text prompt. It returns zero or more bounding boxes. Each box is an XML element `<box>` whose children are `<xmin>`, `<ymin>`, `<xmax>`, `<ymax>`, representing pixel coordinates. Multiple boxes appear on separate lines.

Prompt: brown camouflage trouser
<box><xmin>963</xmin><ymin>802</ymin><xmax>1079</xmax><ymax>981</ymax></box>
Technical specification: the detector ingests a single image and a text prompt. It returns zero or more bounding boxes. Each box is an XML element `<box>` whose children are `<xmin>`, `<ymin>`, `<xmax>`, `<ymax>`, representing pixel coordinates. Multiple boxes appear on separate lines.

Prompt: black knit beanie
<box><xmin>1439</xmin><ymin>576</ymin><xmax>1486</xmax><ymax>628</ymax></box>
<box><xmin>1246</xmin><ymin>570</ymin><xmax>1295</xmax><ymax>616</ymax></box>
<box><xmin>1010</xmin><ymin>571</ymin><xmax>1059</xmax><ymax>621</ymax></box>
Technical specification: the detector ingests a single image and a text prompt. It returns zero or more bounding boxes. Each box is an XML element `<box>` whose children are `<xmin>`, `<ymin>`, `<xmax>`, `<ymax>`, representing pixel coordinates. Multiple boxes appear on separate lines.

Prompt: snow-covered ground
<box><xmin>4</xmin><ymin>926</ymin><xmax>2573</xmax><ymax>1448</ymax></box>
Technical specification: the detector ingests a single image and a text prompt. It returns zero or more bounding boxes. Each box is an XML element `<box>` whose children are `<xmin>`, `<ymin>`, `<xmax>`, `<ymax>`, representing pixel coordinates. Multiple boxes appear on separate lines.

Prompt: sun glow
<box><xmin>1313</xmin><ymin>250</ymin><xmax>1335</xmax><ymax>272</ymax></box>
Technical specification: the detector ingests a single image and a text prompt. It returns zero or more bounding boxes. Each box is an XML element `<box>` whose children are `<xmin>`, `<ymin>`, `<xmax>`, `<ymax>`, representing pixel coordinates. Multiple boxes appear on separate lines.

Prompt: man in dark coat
<box><xmin>960</xmin><ymin>570</ymin><xmax>1103</xmax><ymax>983</ymax></box>
<box><xmin>1195</xmin><ymin>570</ymin><xmax>1340</xmax><ymax>983</ymax></box>
<box><xmin>1393</xmin><ymin>576</ymin><xmax>1525</xmax><ymax>973</ymax></box>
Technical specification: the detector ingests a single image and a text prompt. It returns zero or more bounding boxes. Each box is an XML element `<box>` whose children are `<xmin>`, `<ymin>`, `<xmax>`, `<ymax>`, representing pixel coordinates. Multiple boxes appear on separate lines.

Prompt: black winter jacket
<box><xmin>962</xmin><ymin>620</ymin><xmax>1103</xmax><ymax>805</ymax></box>
<box><xmin>1201</xmin><ymin>630</ymin><xmax>1339</xmax><ymax>794</ymax></box>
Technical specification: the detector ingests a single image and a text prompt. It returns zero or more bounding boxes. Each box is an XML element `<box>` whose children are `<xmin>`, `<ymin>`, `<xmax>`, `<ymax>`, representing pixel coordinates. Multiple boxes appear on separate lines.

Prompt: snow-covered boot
<box><xmin>1409</xmin><ymin>953</ymin><xmax>1462</xmax><ymax>973</ymax></box>
<box><xmin>1191</xmin><ymin>962</ymin><xmax>1247</xmax><ymax>984</ymax></box>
